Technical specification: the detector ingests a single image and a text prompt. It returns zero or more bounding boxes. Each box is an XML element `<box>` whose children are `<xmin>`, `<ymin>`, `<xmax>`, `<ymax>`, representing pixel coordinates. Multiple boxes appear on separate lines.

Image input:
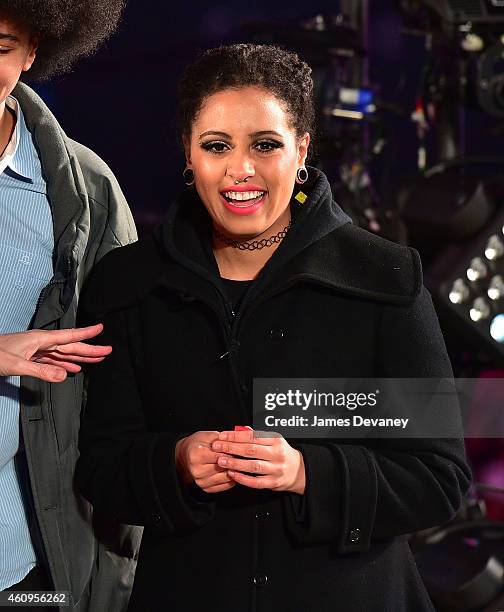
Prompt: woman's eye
<box><xmin>201</xmin><ymin>141</ymin><xmax>230</xmax><ymax>154</ymax></box>
<box><xmin>255</xmin><ymin>140</ymin><xmax>283</xmax><ymax>153</ymax></box>
<box><xmin>0</xmin><ymin>48</ymin><xmax>13</xmax><ymax>55</ymax></box>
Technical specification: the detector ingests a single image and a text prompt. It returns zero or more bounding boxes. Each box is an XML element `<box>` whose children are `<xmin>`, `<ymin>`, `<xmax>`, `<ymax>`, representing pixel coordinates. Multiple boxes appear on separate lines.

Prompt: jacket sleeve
<box><xmin>282</xmin><ymin>285</ymin><xmax>473</xmax><ymax>553</ymax></box>
<box><xmin>74</xmin><ymin>260</ymin><xmax>216</xmax><ymax>535</ymax></box>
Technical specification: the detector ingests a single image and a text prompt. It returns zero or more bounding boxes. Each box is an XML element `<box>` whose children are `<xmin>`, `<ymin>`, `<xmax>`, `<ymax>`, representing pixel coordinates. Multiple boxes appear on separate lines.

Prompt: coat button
<box><xmin>269</xmin><ymin>328</ymin><xmax>285</xmax><ymax>341</ymax></box>
<box><xmin>348</xmin><ymin>528</ymin><xmax>361</xmax><ymax>543</ymax></box>
<box><xmin>255</xmin><ymin>510</ymin><xmax>271</xmax><ymax>520</ymax></box>
<box><xmin>151</xmin><ymin>513</ymin><xmax>162</xmax><ymax>526</ymax></box>
<box><xmin>241</xmin><ymin>383</ymin><xmax>248</xmax><ymax>394</ymax></box>
<box><xmin>252</xmin><ymin>572</ymin><xmax>268</xmax><ymax>587</ymax></box>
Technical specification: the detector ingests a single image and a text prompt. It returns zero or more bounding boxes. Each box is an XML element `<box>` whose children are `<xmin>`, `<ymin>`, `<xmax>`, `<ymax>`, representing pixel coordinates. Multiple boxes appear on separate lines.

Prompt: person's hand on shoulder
<box><xmin>0</xmin><ymin>324</ymin><xmax>112</xmax><ymax>382</ymax></box>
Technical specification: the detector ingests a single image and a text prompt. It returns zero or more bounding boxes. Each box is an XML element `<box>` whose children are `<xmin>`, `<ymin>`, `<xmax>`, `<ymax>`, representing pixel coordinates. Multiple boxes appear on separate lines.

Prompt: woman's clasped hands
<box><xmin>175</xmin><ymin>428</ymin><xmax>306</xmax><ymax>495</ymax></box>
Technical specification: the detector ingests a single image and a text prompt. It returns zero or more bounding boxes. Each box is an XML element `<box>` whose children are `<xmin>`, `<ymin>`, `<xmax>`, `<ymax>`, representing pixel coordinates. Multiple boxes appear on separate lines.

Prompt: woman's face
<box><xmin>185</xmin><ymin>86</ymin><xmax>309</xmax><ymax>240</ymax></box>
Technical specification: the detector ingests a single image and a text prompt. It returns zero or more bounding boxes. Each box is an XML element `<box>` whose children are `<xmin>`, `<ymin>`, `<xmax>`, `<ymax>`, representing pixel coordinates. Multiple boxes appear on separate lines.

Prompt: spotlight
<box><xmin>488</xmin><ymin>275</ymin><xmax>504</xmax><ymax>300</ymax></box>
<box><xmin>449</xmin><ymin>278</ymin><xmax>470</xmax><ymax>304</ymax></box>
<box><xmin>434</xmin><ymin>203</ymin><xmax>504</xmax><ymax>364</ymax></box>
<box><xmin>461</xmin><ymin>33</ymin><xmax>484</xmax><ymax>53</ymax></box>
<box><xmin>490</xmin><ymin>314</ymin><xmax>504</xmax><ymax>342</ymax></box>
<box><xmin>470</xmin><ymin>297</ymin><xmax>491</xmax><ymax>321</ymax></box>
<box><xmin>467</xmin><ymin>257</ymin><xmax>488</xmax><ymax>281</ymax></box>
<box><xmin>484</xmin><ymin>235</ymin><xmax>504</xmax><ymax>260</ymax></box>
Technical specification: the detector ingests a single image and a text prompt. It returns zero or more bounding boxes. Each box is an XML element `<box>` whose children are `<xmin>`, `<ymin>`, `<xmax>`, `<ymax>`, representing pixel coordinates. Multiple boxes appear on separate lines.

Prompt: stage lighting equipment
<box><xmin>488</xmin><ymin>275</ymin><xmax>504</xmax><ymax>299</ymax></box>
<box><xmin>433</xmin><ymin>204</ymin><xmax>504</xmax><ymax>363</ymax></box>
<box><xmin>401</xmin><ymin>0</ymin><xmax>504</xmax><ymax>26</ymax></box>
<box><xmin>397</xmin><ymin>168</ymin><xmax>497</xmax><ymax>262</ymax></box>
<box><xmin>490</xmin><ymin>313</ymin><xmax>504</xmax><ymax>341</ymax></box>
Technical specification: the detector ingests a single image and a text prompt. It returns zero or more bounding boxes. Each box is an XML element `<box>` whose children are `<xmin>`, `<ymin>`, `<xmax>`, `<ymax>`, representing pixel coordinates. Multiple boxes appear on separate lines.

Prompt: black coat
<box><xmin>75</xmin><ymin>169</ymin><xmax>472</xmax><ymax>612</ymax></box>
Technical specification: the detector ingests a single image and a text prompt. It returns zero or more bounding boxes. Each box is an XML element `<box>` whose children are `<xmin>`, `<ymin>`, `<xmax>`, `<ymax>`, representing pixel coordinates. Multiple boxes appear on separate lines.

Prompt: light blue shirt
<box><xmin>0</xmin><ymin>96</ymin><xmax>54</xmax><ymax>589</ymax></box>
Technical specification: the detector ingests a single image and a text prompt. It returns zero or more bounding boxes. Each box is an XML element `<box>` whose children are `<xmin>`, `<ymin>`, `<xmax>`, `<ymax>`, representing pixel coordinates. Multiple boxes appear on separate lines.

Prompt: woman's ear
<box><xmin>297</xmin><ymin>133</ymin><xmax>310</xmax><ymax>166</ymax></box>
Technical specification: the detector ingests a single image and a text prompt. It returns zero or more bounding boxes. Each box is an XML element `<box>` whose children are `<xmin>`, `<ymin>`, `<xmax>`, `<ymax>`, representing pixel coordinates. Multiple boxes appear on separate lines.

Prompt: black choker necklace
<box><xmin>214</xmin><ymin>222</ymin><xmax>292</xmax><ymax>251</ymax></box>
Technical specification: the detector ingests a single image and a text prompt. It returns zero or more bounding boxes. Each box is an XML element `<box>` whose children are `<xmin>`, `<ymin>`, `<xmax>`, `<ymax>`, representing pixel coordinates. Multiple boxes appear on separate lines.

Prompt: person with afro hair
<box><xmin>0</xmin><ymin>2</ymin><xmax>140</xmax><ymax>611</ymax></box>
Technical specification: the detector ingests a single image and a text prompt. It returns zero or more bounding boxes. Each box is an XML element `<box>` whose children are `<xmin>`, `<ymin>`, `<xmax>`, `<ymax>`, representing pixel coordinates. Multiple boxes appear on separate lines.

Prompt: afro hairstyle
<box><xmin>0</xmin><ymin>0</ymin><xmax>126</xmax><ymax>80</ymax></box>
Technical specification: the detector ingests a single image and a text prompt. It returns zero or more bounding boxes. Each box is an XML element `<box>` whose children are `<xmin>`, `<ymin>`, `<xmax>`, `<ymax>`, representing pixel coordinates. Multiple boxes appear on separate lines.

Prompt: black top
<box><xmin>221</xmin><ymin>278</ymin><xmax>253</xmax><ymax>312</ymax></box>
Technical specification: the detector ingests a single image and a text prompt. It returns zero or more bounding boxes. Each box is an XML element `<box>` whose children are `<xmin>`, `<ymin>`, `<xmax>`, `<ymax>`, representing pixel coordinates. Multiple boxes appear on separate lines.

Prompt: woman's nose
<box><xmin>226</xmin><ymin>151</ymin><xmax>255</xmax><ymax>181</ymax></box>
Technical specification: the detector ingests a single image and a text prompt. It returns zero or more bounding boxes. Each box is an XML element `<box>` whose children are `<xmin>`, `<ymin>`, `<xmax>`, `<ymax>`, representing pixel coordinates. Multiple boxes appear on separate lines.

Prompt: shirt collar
<box><xmin>0</xmin><ymin>96</ymin><xmax>34</xmax><ymax>183</ymax></box>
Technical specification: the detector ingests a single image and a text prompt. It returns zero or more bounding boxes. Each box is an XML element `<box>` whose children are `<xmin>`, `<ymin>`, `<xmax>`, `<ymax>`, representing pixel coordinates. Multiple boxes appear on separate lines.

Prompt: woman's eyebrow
<box><xmin>198</xmin><ymin>131</ymin><xmax>230</xmax><ymax>139</ymax></box>
<box><xmin>250</xmin><ymin>130</ymin><xmax>283</xmax><ymax>138</ymax></box>
<box><xmin>198</xmin><ymin>130</ymin><xmax>284</xmax><ymax>140</ymax></box>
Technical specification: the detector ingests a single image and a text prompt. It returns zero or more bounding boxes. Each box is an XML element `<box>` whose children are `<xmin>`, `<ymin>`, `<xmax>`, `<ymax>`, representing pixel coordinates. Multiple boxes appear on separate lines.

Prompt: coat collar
<box><xmin>152</xmin><ymin>167</ymin><xmax>419</xmax><ymax>305</ymax></box>
<box><xmin>154</xmin><ymin>167</ymin><xmax>353</xmax><ymax>299</ymax></box>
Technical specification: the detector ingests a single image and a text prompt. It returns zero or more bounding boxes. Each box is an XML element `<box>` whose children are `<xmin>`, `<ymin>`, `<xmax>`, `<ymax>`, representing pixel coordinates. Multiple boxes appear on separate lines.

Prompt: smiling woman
<box><xmin>184</xmin><ymin>85</ymin><xmax>309</xmax><ymax>279</ymax></box>
<box><xmin>178</xmin><ymin>45</ymin><xmax>314</xmax><ymax>280</ymax></box>
<box><xmin>75</xmin><ymin>43</ymin><xmax>472</xmax><ymax>612</ymax></box>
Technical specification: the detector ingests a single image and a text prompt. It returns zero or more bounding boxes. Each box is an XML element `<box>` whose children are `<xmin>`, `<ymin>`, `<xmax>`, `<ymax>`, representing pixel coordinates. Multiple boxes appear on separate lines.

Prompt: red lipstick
<box><xmin>219</xmin><ymin>185</ymin><xmax>268</xmax><ymax>216</ymax></box>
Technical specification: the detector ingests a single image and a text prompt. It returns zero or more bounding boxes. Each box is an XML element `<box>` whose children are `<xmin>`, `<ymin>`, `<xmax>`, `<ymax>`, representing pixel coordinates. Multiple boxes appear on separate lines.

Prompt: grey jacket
<box><xmin>12</xmin><ymin>82</ymin><xmax>142</xmax><ymax>611</ymax></box>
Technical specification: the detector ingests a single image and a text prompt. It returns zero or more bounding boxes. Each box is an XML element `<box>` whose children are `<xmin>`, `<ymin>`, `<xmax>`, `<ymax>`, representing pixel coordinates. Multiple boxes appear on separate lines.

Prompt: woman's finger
<box><xmin>191</xmin><ymin>460</ymin><xmax>229</xmax><ymax>480</ymax></box>
<box><xmin>216</xmin><ymin>456</ymin><xmax>273</xmax><ymax>475</ymax></box>
<box><xmin>227</xmin><ymin>471</ymin><xmax>273</xmax><ymax>489</ymax></box>
<box><xmin>211</xmin><ymin>440</ymin><xmax>274</xmax><ymax>460</ymax></box>
<box><xmin>203</xmin><ymin>481</ymin><xmax>236</xmax><ymax>494</ymax></box>
<box><xmin>203</xmin><ymin>482</ymin><xmax>236</xmax><ymax>494</ymax></box>
<box><xmin>195</xmin><ymin>470</ymin><xmax>235</xmax><ymax>489</ymax></box>
<box><xmin>188</xmin><ymin>445</ymin><xmax>228</xmax><ymax>465</ymax></box>
<box><xmin>217</xmin><ymin>429</ymin><xmax>281</xmax><ymax>445</ymax></box>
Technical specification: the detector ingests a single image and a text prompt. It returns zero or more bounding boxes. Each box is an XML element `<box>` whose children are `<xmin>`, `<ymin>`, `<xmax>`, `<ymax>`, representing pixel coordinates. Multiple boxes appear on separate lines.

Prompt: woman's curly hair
<box><xmin>177</xmin><ymin>44</ymin><xmax>315</xmax><ymax>150</ymax></box>
<box><xmin>1</xmin><ymin>0</ymin><xmax>126</xmax><ymax>80</ymax></box>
